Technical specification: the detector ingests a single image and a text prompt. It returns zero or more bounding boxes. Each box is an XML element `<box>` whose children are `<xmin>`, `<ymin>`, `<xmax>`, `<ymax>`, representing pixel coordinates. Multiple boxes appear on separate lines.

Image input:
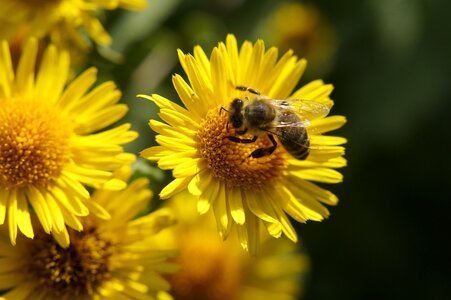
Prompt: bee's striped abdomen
<box><xmin>277</xmin><ymin>111</ymin><xmax>310</xmax><ymax>160</ymax></box>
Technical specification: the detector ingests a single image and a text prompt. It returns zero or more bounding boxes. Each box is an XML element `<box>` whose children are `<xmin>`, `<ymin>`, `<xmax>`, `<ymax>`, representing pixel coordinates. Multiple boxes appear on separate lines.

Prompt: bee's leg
<box><xmin>219</xmin><ymin>106</ymin><xmax>229</xmax><ymax>114</ymax></box>
<box><xmin>248</xmin><ymin>134</ymin><xmax>277</xmax><ymax>158</ymax></box>
<box><xmin>226</xmin><ymin>135</ymin><xmax>257</xmax><ymax>144</ymax></box>
<box><xmin>236</xmin><ymin>86</ymin><xmax>261</xmax><ymax>95</ymax></box>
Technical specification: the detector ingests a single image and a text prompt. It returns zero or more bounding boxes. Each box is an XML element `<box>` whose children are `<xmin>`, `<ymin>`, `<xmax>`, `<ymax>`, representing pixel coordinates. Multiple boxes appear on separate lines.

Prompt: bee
<box><xmin>225</xmin><ymin>85</ymin><xmax>330</xmax><ymax>160</ymax></box>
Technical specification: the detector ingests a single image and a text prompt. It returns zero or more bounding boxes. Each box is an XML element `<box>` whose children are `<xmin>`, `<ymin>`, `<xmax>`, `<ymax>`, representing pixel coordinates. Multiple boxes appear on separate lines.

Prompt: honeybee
<box><xmin>225</xmin><ymin>85</ymin><xmax>330</xmax><ymax>160</ymax></box>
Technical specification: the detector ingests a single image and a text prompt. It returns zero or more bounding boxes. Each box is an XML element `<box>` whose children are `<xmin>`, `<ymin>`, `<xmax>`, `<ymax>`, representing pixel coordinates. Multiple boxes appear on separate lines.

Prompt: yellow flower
<box><xmin>0</xmin><ymin>166</ymin><xmax>178</xmax><ymax>299</ymax></box>
<box><xmin>159</xmin><ymin>194</ymin><xmax>309</xmax><ymax>300</ymax></box>
<box><xmin>261</xmin><ymin>2</ymin><xmax>337</xmax><ymax>74</ymax></box>
<box><xmin>0</xmin><ymin>0</ymin><xmax>147</xmax><ymax>53</ymax></box>
<box><xmin>0</xmin><ymin>39</ymin><xmax>137</xmax><ymax>246</ymax></box>
<box><xmin>140</xmin><ymin>34</ymin><xmax>347</xmax><ymax>253</ymax></box>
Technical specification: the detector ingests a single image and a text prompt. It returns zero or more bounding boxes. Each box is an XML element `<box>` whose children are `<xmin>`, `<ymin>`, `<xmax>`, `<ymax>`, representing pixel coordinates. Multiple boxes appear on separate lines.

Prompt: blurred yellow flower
<box><xmin>140</xmin><ymin>34</ymin><xmax>347</xmax><ymax>253</ymax></box>
<box><xmin>159</xmin><ymin>193</ymin><xmax>310</xmax><ymax>300</ymax></box>
<box><xmin>0</xmin><ymin>0</ymin><xmax>147</xmax><ymax>56</ymax></box>
<box><xmin>0</xmin><ymin>39</ymin><xmax>137</xmax><ymax>246</ymax></box>
<box><xmin>0</xmin><ymin>166</ymin><xmax>178</xmax><ymax>299</ymax></box>
<box><xmin>261</xmin><ymin>2</ymin><xmax>337</xmax><ymax>74</ymax></box>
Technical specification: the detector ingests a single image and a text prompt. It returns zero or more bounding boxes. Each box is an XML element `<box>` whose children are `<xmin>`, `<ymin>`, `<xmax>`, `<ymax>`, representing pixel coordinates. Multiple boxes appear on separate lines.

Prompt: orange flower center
<box><xmin>197</xmin><ymin>105</ymin><xmax>288</xmax><ymax>190</ymax></box>
<box><xmin>24</xmin><ymin>225</ymin><xmax>113</xmax><ymax>298</ymax></box>
<box><xmin>0</xmin><ymin>100</ymin><xmax>71</xmax><ymax>189</ymax></box>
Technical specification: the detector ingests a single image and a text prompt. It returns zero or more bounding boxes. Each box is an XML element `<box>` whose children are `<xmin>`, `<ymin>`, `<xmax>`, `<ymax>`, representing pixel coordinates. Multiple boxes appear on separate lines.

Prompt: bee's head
<box><xmin>228</xmin><ymin>99</ymin><xmax>244</xmax><ymax>128</ymax></box>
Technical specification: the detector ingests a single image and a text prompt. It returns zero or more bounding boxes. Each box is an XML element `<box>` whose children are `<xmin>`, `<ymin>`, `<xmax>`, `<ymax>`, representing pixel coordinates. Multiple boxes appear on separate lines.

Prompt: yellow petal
<box><xmin>310</xmin><ymin>115</ymin><xmax>347</xmax><ymax>134</ymax></box>
<box><xmin>213</xmin><ymin>182</ymin><xmax>231</xmax><ymax>239</ymax></box>
<box><xmin>289</xmin><ymin>168</ymin><xmax>343</xmax><ymax>184</ymax></box>
<box><xmin>244</xmin><ymin>190</ymin><xmax>279</xmax><ymax>224</ymax></box>
<box><xmin>160</xmin><ymin>177</ymin><xmax>192</xmax><ymax>199</ymax></box>
<box><xmin>26</xmin><ymin>187</ymin><xmax>52</xmax><ymax>233</ymax></box>
<box><xmin>16</xmin><ymin>192</ymin><xmax>33</xmax><ymax>239</ymax></box>
<box><xmin>228</xmin><ymin>188</ymin><xmax>245</xmax><ymax>225</ymax></box>
<box><xmin>52</xmin><ymin>228</ymin><xmax>70</xmax><ymax>248</ymax></box>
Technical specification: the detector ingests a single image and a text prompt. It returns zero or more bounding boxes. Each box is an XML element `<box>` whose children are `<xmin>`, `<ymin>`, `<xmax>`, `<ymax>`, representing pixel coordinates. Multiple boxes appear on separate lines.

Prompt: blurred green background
<box><xmin>89</xmin><ymin>0</ymin><xmax>451</xmax><ymax>299</ymax></box>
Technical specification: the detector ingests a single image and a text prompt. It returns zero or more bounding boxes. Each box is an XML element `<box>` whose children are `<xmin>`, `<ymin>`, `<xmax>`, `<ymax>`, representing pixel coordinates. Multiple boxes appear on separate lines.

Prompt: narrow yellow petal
<box><xmin>35</xmin><ymin>44</ymin><xmax>68</xmax><ymax>105</ymax></box>
<box><xmin>45</xmin><ymin>193</ymin><xmax>66</xmax><ymax>233</ymax></box>
<box><xmin>210</xmin><ymin>47</ymin><xmax>229</xmax><ymax>101</ymax></box>
<box><xmin>58</xmin><ymin>172</ymin><xmax>90</xmax><ymax>200</ymax></box>
<box><xmin>16</xmin><ymin>38</ymin><xmax>37</xmax><ymax>97</ymax></box>
<box><xmin>26</xmin><ymin>187</ymin><xmax>52</xmax><ymax>234</ymax></box>
<box><xmin>310</xmin><ymin>135</ymin><xmax>347</xmax><ymax>146</ymax></box>
<box><xmin>173</xmin><ymin>158</ymin><xmax>204</xmax><ymax>178</ymax></box>
<box><xmin>150</xmin><ymin>119</ymin><xmax>197</xmax><ymax>137</ymax></box>
<box><xmin>0</xmin><ymin>41</ymin><xmax>14</xmax><ymax>98</ymax></box>
<box><xmin>284</xmin><ymin>177</ymin><xmax>331</xmax><ymax>220</ymax></box>
<box><xmin>50</xmin><ymin>184</ymin><xmax>89</xmax><ymax>217</ymax></box>
<box><xmin>197</xmin><ymin>179</ymin><xmax>220</xmax><ymax>215</ymax></box>
<box><xmin>58</xmin><ymin>68</ymin><xmax>97</xmax><ymax>111</ymax></box>
<box><xmin>58</xmin><ymin>206</ymin><xmax>83</xmax><ymax>231</ymax></box>
<box><xmin>235</xmin><ymin>223</ymin><xmax>248</xmax><ymax>252</ymax></box>
<box><xmin>52</xmin><ymin>228</ymin><xmax>70</xmax><ymax>248</ymax></box>
<box><xmin>160</xmin><ymin>177</ymin><xmax>193</xmax><ymax>199</ymax></box>
<box><xmin>225</xmin><ymin>34</ymin><xmax>240</xmax><ymax>85</ymax></box>
<box><xmin>75</xmin><ymin>105</ymin><xmax>128</xmax><ymax>134</ymax></box>
<box><xmin>274</xmin><ymin>185</ymin><xmax>309</xmax><ymax>223</ymax></box>
<box><xmin>193</xmin><ymin>45</ymin><xmax>211</xmax><ymax>77</ymax></box>
<box><xmin>0</xmin><ymin>189</ymin><xmax>8</xmax><ymax>224</ymax></box>
<box><xmin>310</xmin><ymin>115</ymin><xmax>347</xmax><ymax>134</ymax></box>
<box><xmin>246</xmin><ymin>214</ymin><xmax>261</xmax><ymax>256</ymax></box>
<box><xmin>155</xmin><ymin>135</ymin><xmax>197</xmax><ymax>151</ymax></box>
<box><xmin>172</xmin><ymin>74</ymin><xmax>203</xmax><ymax>122</ymax></box>
<box><xmin>188</xmin><ymin>169</ymin><xmax>211</xmax><ymax>197</ymax></box>
<box><xmin>7</xmin><ymin>189</ymin><xmax>18</xmax><ymax>245</ymax></box>
<box><xmin>288</xmin><ymin>156</ymin><xmax>347</xmax><ymax>169</ymax></box>
<box><xmin>159</xmin><ymin>153</ymin><xmax>198</xmax><ymax>170</ymax></box>
<box><xmin>140</xmin><ymin>146</ymin><xmax>174</xmax><ymax>160</ymax></box>
<box><xmin>244</xmin><ymin>190</ymin><xmax>279</xmax><ymax>224</ymax></box>
<box><xmin>289</xmin><ymin>168</ymin><xmax>343</xmax><ymax>184</ymax></box>
<box><xmin>270</xmin><ymin>57</ymin><xmax>307</xmax><ymax>99</ymax></box>
<box><xmin>268</xmin><ymin>192</ymin><xmax>298</xmax><ymax>242</ymax></box>
<box><xmin>228</xmin><ymin>188</ymin><xmax>245</xmax><ymax>225</ymax></box>
<box><xmin>213</xmin><ymin>182</ymin><xmax>231</xmax><ymax>239</ymax></box>
<box><xmin>255</xmin><ymin>47</ymin><xmax>278</xmax><ymax>92</ymax></box>
<box><xmin>16</xmin><ymin>192</ymin><xmax>33</xmax><ymax>239</ymax></box>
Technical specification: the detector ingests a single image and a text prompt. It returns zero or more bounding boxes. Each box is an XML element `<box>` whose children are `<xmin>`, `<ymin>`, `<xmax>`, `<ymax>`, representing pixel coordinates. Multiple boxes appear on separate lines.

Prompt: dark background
<box><xmin>91</xmin><ymin>0</ymin><xmax>451</xmax><ymax>299</ymax></box>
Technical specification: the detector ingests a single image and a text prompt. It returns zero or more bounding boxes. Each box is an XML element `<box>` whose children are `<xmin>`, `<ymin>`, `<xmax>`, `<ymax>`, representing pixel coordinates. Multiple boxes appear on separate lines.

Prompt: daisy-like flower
<box><xmin>0</xmin><ymin>0</ymin><xmax>146</xmax><ymax>55</ymax></box>
<box><xmin>159</xmin><ymin>193</ymin><xmax>309</xmax><ymax>300</ymax></box>
<box><xmin>0</xmin><ymin>39</ymin><xmax>137</xmax><ymax>246</ymax></box>
<box><xmin>140</xmin><ymin>34</ymin><xmax>347</xmax><ymax>253</ymax></box>
<box><xmin>0</xmin><ymin>166</ymin><xmax>178</xmax><ymax>299</ymax></box>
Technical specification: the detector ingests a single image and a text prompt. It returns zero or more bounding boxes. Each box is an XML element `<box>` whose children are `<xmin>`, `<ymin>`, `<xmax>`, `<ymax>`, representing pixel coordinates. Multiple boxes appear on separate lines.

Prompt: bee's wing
<box><xmin>270</xmin><ymin>99</ymin><xmax>330</xmax><ymax>122</ymax></box>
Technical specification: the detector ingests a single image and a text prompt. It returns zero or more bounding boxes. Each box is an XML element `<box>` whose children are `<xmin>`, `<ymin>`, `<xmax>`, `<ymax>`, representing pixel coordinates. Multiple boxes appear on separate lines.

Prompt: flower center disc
<box><xmin>25</xmin><ymin>226</ymin><xmax>113</xmax><ymax>298</ymax></box>
<box><xmin>198</xmin><ymin>106</ymin><xmax>288</xmax><ymax>190</ymax></box>
<box><xmin>0</xmin><ymin>100</ymin><xmax>71</xmax><ymax>189</ymax></box>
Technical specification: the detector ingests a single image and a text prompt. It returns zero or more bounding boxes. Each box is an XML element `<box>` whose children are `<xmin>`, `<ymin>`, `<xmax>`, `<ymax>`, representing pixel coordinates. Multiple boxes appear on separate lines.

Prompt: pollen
<box><xmin>198</xmin><ymin>106</ymin><xmax>288</xmax><ymax>190</ymax></box>
<box><xmin>24</xmin><ymin>224</ymin><xmax>113</xmax><ymax>298</ymax></box>
<box><xmin>0</xmin><ymin>100</ymin><xmax>71</xmax><ymax>189</ymax></box>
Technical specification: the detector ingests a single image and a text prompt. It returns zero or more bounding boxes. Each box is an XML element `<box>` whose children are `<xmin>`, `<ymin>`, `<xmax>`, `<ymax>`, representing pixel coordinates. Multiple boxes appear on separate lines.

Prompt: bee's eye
<box><xmin>231</xmin><ymin>99</ymin><xmax>243</xmax><ymax>109</ymax></box>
